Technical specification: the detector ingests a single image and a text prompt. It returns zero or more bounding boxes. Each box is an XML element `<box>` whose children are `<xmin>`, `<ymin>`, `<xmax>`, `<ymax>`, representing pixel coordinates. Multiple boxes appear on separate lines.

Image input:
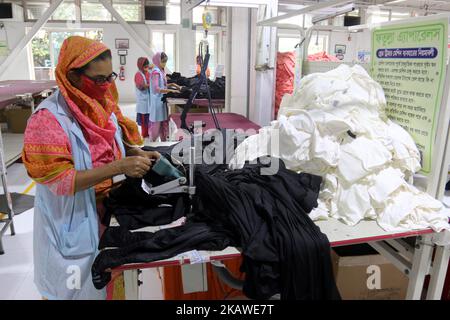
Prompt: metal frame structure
<box><xmin>0</xmin><ymin>129</ymin><xmax>15</xmax><ymax>255</ymax></box>
<box><xmin>116</xmin><ymin>217</ymin><xmax>449</xmax><ymax>300</ymax></box>
<box><xmin>257</xmin><ymin>0</ymin><xmax>353</xmax><ymax>27</ymax></box>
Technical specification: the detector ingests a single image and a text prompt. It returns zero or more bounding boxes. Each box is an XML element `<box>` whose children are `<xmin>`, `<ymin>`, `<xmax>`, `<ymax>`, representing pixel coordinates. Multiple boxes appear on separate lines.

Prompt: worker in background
<box><xmin>135</xmin><ymin>57</ymin><xmax>152</xmax><ymax>141</ymax></box>
<box><xmin>22</xmin><ymin>36</ymin><xmax>160</xmax><ymax>299</ymax></box>
<box><xmin>196</xmin><ymin>54</ymin><xmax>210</xmax><ymax>78</ymax></box>
<box><xmin>149</xmin><ymin>52</ymin><xmax>179</xmax><ymax>141</ymax></box>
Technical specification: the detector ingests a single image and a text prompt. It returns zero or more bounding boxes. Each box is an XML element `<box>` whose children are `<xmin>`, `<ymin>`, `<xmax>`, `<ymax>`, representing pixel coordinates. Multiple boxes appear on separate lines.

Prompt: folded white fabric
<box><xmin>231</xmin><ymin>64</ymin><xmax>450</xmax><ymax>232</ymax></box>
<box><xmin>338</xmin><ymin>137</ymin><xmax>392</xmax><ymax>184</ymax></box>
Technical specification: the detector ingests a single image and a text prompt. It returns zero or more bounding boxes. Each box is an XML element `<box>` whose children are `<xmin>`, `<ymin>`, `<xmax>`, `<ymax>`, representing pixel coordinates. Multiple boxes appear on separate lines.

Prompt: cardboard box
<box><xmin>0</xmin><ymin>108</ymin><xmax>7</xmax><ymax>123</ymax></box>
<box><xmin>331</xmin><ymin>249</ymin><xmax>409</xmax><ymax>300</ymax></box>
<box><xmin>5</xmin><ymin>107</ymin><xmax>32</xmax><ymax>133</ymax></box>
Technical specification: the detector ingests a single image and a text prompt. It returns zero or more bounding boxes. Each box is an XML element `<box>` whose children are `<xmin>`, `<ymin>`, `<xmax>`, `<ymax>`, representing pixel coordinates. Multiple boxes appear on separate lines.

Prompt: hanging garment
<box><xmin>165</xmin><ymin>75</ymin><xmax>226</xmax><ymax>100</ymax></box>
<box><xmin>275</xmin><ymin>52</ymin><xmax>295</xmax><ymax>118</ymax></box>
<box><xmin>307</xmin><ymin>52</ymin><xmax>340</xmax><ymax>62</ymax></box>
<box><xmin>92</xmin><ymin>159</ymin><xmax>340</xmax><ymax>300</ymax></box>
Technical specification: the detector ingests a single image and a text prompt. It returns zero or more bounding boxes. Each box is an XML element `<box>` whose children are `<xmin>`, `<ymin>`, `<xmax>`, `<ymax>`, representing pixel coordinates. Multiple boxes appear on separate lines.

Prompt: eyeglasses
<box><xmin>84</xmin><ymin>72</ymin><xmax>118</xmax><ymax>85</ymax></box>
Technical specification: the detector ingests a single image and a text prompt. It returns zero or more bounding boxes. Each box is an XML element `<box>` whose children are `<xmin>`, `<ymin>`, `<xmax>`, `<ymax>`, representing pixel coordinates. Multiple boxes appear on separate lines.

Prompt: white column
<box><xmin>250</xmin><ymin>0</ymin><xmax>278</xmax><ymax>126</ymax></box>
<box><xmin>179</xmin><ymin>1</ymin><xmax>196</xmax><ymax>77</ymax></box>
<box><xmin>228</xmin><ymin>7</ymin><xmax>252</xmax><ymax>117</ymax></box>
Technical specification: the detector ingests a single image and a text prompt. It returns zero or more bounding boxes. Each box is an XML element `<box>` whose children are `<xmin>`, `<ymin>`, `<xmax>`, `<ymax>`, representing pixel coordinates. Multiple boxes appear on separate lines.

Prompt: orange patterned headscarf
<box><xmin>55</xmin><ymin>36</ymin><xmax>143</xmax><ymax>146</ymax></box>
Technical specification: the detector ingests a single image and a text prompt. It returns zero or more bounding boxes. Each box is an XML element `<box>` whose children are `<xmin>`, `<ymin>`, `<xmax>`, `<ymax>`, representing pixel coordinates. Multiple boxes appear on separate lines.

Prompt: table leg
<box><xmin>124</xmin><ymin>269</ymin><xmax>139</xmax><ymax>300</ymax></box>
<box><xmin>426</xmin><ymin>244</ymin><xmax>450</xmax><ymax>300</ymax></box>
<box><xmin>406</xmin><ymin>235</ymin><xmax>434</xmax><ymax>300</ymax></box>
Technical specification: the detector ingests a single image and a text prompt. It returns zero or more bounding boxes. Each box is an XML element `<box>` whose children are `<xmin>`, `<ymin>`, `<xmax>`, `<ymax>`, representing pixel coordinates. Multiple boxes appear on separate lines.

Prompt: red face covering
<box><xmin>80</xmin><ymin>74</ymin><xmax>111</xmax><ymax>101</ymax></box>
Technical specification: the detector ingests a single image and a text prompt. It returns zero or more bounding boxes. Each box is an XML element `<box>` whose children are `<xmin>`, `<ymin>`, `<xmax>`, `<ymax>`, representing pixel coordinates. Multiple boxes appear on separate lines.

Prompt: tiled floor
<box><xmin>119</xmin><ymin>102</ymin><xmax>137</xmax><ymax>121</ymax></box>
<box><xmin>0</xmin><ymin>164</ymin><xmax>45</xmax><ymax>299</ymax></box>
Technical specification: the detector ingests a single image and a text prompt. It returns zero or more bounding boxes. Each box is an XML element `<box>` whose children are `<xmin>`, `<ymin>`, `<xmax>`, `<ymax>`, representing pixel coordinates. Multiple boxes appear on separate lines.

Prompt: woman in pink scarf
<box><xmin>149</xmin><ymin>52</ymin><xmax>179</xmax><ymax>141</ymax></box>
<box><xmin>135</xmin><ymin>57</ymin><xmax>152</xmax><ymax>138</ymax></box>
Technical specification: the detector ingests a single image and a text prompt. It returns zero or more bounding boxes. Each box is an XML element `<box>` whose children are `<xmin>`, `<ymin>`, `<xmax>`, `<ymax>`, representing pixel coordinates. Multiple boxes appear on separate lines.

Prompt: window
<box><xmin>367</xmin><ymin>8</ymin><xmax>390</xmax><ymax>24</ymax></box>
<box><xmin>113</xmin><ymin>0</ymin><xmax>142</xmax><ymax>22</ymax></box>
<box><xmin>333</xmin><ymin>15</ymin><xmax>344</xmax><ymax>26</ymax></box>
<box><xmin>347</xmin><ymin>8</ymin><xmax>360</xmax><ymax>17</ymax></box>
<box><xmin>390</xmin><ymin>11</ymin><xmax>412</xmax><ymax>21</ymax></box>
<box><xmin>303</xmin><ymin>14</ymin><xmax>313</xmax><ymax>28</ymax></box>
<box><xmin>25</xmin><ymin>1</ymin><xmax>50</xmax><ymax>20</ymax></box>
<box><xmin>195</xmin><ymin>32</ymin><xmax>217</xmax><ymax>78</ymax></box>
<box><xmin>81</xmin><ymin>0</ymin><xmax>112</xmax><ymax>21</ymax></box>
<box><xmin>24</xmin><ymin>0</ymin><xmax>144</xmax><ymax>22</ymax></box>
<box><xmin>31</xmin><ymin>29</ymin><xmax>104</xmax><ymax>80</ymax></box>
<box><xmin>52</xmin><ymin>1</ymin><xmax>77</xmax><ymax>20</ymax></box>
<box><xmin>145</xmin><ymin>0</ymin><xmax>180</xmax><ymax>25</ymax></box>
<box><xmin>151</xmin><ymin>31</ymin><xmax>177</xmax><ymax>72</ymax></box>
<box><xmin>278</xmin><ymin>11</ymin><xmax>304</xmax><ymax>26</ymax></box>
<box><xmin>278</xmin><ymin>37</ymin><xmax>299</xmax><ymax>53</ymax></box>
<box><xmin>166</xmin><ymin>1</ymin><xmax>181</xmax><ymax>24</ymax></box>
<box><xmin>31</xmin><ymin>29</ymin><xmax>51</xmax><ymax>80</ymax></box>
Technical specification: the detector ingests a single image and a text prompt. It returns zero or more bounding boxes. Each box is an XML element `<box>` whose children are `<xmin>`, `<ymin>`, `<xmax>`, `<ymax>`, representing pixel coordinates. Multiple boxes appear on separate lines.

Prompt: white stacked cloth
<box><xmin>230</xmin><ymin>64</ymin><xmax>450</xmax><ymax>232</ymax></box>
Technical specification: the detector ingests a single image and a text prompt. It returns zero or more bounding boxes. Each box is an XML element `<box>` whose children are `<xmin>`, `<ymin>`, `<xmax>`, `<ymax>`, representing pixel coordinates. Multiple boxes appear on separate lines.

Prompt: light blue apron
<box><xmin>31</xmin><ymin>90</ymin><xmax>126</xmax><ymax>300</ymax></box>
<box><xmin>135</xmin><ymin>71</ymin><xmax>151</xmax><ymax>115</ymax></box>
<box><xmin>149</xmin><ymin>66</ymin><xmax>168</xmax><ymax>122</ymax></box>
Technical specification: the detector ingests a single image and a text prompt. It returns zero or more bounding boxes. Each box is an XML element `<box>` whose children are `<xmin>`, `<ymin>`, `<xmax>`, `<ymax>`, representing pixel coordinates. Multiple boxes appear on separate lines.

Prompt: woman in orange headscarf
<box><xmin>22</xmin><ymin>36</ymin><xmax>160</xmax><ymax>300</ymax></box>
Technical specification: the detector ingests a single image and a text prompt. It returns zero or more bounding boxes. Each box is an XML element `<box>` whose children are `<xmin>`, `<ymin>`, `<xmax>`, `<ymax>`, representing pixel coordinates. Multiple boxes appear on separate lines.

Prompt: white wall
<box><xmin>179</xmin><ymin>0</ymin><xmax>196</xmax><ymax>77</ymax></box>
<box><xmin>327</xmin><ymin>31</ymin><xmax>357</xmax><ymax>63</ymax></box>
<box><xmin>100</xmin><ymin>23</ymin><xmax>151</xmax><ymax>102</ymax></box>
<box><xmin>227</xmin><ymin>7</ymin><xmax>253</xmax><ymax>117</ymax></box>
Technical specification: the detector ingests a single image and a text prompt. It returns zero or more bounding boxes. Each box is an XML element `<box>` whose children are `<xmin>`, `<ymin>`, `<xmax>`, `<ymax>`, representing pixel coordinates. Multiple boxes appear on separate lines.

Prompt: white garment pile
<box><xmin>230</xmin><ymin>64</ymin><xmax>450</xmax><ymax>232</ymax></box>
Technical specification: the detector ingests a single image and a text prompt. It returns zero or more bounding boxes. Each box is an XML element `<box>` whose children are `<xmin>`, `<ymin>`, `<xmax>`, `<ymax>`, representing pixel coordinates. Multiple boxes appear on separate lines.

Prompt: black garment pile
<box><xmin>92</xmin><ymin>152</ymin><xmax>340</xmax><ymax>300</ymax></box>
<box><xmin>165</xmin><ymin>73</ymin><xmax>226</xmax><ymax>100</ymax></box>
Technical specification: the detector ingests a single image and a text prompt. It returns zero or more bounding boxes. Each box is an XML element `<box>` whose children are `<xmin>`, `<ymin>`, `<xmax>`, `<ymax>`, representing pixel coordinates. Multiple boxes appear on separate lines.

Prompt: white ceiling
<box><xmin>278</xmin><ymin>0</ymin><xmax>450</xmax><ymax>12</ymax></box>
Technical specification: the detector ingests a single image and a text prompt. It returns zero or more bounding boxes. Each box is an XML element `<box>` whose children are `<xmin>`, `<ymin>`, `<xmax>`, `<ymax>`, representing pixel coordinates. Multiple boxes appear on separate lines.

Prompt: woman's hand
<box><xmin>127</xmin><ymin>147</ymin><xmax>161</xmax><ymax>162</ymax></box>
<box><xmin>168</xmin><ymin>83</ymin><xmax>182</xmax><ymax>91</ymax></box>
<box><xmin>118</xmin><ymin>156</ymin><xmax>152</xmax><ymax>178</ymax></box>
<box><xmin>140</xmin><ymin>150</ymin><xmax>161</xmax><ymax>163</ymax></box>
<box><xmin>74</xmin><ymin>153</ymin><xmax>154</xmax><ymax>192</ymax></box>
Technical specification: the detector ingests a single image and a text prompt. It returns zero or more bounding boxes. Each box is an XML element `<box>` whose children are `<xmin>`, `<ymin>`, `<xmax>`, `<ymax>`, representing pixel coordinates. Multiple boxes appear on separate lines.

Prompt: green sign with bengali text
<box><xmin>371</xmin><ymin>19</ymin><xmax>448</xmax><ymax>174</ymax></box>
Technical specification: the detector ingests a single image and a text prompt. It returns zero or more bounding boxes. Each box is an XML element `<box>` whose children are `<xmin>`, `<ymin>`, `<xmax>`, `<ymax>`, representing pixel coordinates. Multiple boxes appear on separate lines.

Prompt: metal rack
<box><xmin>0</xmin><ymin>128</ymin><xmax>15</xmax><ymax>255</ymax></box>
<box><xmin>180</xmin><ymin>36</ymin><xmax>221</xmax><ymax>132</ymax></box>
